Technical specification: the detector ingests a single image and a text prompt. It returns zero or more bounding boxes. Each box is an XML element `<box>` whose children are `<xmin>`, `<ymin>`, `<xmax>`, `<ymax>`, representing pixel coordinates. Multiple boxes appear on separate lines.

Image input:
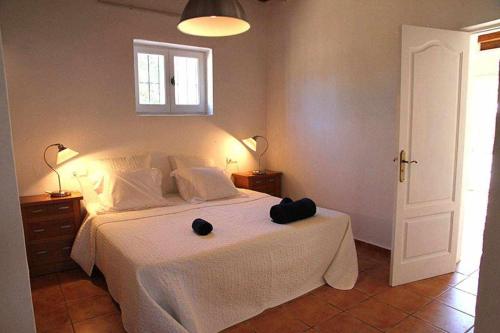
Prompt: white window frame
<box><xmin>133</xmin><ymin>39</ymin><xmax>213</xmax><ymax>116</ymax></box>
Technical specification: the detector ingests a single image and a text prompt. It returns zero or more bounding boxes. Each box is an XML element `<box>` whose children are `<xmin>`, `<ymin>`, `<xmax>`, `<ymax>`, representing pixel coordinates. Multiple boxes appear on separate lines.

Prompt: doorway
<box><xmin>458</xmin><ymin>30</ymin><xmax>500</xmax><ymax>276</ymax></box>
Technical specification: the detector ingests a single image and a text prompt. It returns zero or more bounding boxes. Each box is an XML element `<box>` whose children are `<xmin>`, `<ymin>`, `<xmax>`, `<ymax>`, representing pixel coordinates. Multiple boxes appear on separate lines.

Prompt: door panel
<box><xmin>408</xmin><ymin>43</ymin><xmax>462</xmax><ymax>204</ymax></box>
<box><xmin>391</xmin><ymin>25</ymin><xmax>470</xmax><ymax>286</ymax></box>
<box><xmin>404</xmin><ymin>212</ymin><xmax>452</xmax><ymax>260</ymax></box>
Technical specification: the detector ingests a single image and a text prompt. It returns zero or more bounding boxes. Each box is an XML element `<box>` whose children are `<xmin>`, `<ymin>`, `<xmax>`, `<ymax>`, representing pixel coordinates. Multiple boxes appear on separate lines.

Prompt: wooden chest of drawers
<box><xmin>20</xmin><ymin>193</ymin><xmax>83</xmax><ymax>276</ymax></box>
<box><xmin>232</xmin><ymin>171</ymin><xmax>282</xmax><ymax>197</ymax></box>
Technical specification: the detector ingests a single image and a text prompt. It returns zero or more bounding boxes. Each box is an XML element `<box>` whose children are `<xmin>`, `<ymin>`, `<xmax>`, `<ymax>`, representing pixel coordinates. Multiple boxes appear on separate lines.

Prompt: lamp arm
<box><xmin>44</xmin><ymin>143</ymin><xmax>62</xmax><ymax>193</ymax></box>
<box><xmin>254</xmin><ymin>136</ymin><xmax>269</xmax><ymax>172</ymax></box>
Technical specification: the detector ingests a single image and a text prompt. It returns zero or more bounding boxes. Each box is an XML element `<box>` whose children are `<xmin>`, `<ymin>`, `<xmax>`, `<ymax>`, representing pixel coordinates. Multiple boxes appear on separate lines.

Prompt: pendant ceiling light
<box><xmin>178</xmin><ymin>0</ymin><xmax>250</xmax><ymax>37</ymax></box>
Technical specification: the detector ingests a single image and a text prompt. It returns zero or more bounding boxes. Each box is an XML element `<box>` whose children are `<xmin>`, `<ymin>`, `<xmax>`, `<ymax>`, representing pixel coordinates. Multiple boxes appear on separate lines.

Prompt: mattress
<box><xmin>71</xmin><ymin>190</ymin><xmax>358</xmax><ymax>333</ymax></box>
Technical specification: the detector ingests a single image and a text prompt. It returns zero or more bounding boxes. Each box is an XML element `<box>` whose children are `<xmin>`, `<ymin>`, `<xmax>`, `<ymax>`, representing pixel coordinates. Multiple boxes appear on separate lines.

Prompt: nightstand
<box><xmin>232</xmin><ymin>171</ymin><xmax>282</xmax><ymax>197</ymax></box>
<box><xmin>20</xmin><ymin>192</ymin><xmax>83</xmax><ymax>277</ymax></box>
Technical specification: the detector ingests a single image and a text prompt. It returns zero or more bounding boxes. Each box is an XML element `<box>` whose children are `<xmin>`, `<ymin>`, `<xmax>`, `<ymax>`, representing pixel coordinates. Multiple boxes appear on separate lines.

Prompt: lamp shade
<box><xmin>56</xmin><ymin>146</ymin><xmax>79</xmax><ymax>165</ymax></box>
<box><xmin>178</xmin><ymin>0</ymin><xmax>250</xmax><ymax>37</ymax></box>
<box><xmin>242</xmin><ymin>137</ymin><xmax>258</xmax><ymax>152</ymax></box>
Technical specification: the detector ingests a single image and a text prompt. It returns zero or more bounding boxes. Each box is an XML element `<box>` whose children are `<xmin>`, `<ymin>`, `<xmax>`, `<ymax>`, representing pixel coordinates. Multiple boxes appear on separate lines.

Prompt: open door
<box><xmin>391</xmin><ymin>25</ymin><xmax>470</xmax><ymax>286</ymax></box>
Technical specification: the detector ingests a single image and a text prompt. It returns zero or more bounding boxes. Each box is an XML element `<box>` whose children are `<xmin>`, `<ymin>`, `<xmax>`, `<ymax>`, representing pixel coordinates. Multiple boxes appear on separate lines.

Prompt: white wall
<box><xmin>0</xmin><ymin>0</ymin><xmax>269</xmax><ymax>196</ymax></box>
<box><xmin>0</xmin><ymin>30</ymin><xmax>36</xmax><ymax>333</ymax></box>
<box><xmin>2</xmin><ymin>0</ymin><xmax>499</xmax><ymax>250</ymax></box>
<box><xmin>265</xmin><ymin>0</ymin><xmax>500</xmax><ymax>248</ymax></box>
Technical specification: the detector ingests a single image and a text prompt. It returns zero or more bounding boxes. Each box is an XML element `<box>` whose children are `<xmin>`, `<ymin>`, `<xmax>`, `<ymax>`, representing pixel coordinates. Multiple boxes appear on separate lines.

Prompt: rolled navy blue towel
<box><xmin>270</xmin><ymin>198</ymin><xmax>317</xmax><ymax>224</ymax></box>
<box><xmin>280</xmin><ymin>197</ymin><xmax>293</xmax><ymax>205</ymax></box>
<box><xmin>192</xmin><ymin>218</ymin><xmax>213</xmax><ymax>236</ymax></box>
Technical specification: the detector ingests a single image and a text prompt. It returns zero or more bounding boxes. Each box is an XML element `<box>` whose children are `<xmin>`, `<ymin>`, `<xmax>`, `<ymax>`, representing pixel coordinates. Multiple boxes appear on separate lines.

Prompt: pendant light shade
<box><xmin>178</xmin><ymin>0</ymin><xmax>250</xmax><ymax>37</ymax></box>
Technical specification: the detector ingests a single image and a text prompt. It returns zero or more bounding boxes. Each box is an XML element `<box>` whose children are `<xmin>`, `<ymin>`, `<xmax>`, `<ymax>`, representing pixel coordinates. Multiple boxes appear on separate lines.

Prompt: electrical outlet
<box><xmin>226</xmin><ymin>158</ymin><xmax>238</xmax><ymax>165</ymax></box>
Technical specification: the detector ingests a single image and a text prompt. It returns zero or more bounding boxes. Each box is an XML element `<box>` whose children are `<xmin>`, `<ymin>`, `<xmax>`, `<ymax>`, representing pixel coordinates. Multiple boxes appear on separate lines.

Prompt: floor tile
<box><xmin>374</xmin><ymin>286</ymin><xmax>432</xmax><ymax>313</ymax></box>
<box><xmin>28</xmin><ymin>243</ymin><xmax>484</xmax><ymax>333</ymax></box>
<box><xmin>73</xmin><ymin>313</ymin><xmax>125</xmax><ymax>333</ymax></box>
<box><xmin>313</xmin><ymin>313</ymin><xmax>379</xmax><ymax>333</ymax></box>
<box><xmin>415</xmin><ymin>301</ymin><xmax>474</xmax><ymax>333</ymax></box>
<box><xmin>437</xmin><ymin>288</ymin><xmax>477</xmax><ymax>316</ymax></box>
<box><xmin>348</xmin><ymin>298</ymin><xmax>408</xmax><ymax>331</ymax></box>
<box><xmin>357</xmin><ymin>257</ymin><xmax>380</xmax><ymax>272</ymax></box>
<box><xmin>32</xmin><ymin>286</ymin><xmax>66</xmax><ymax>312</ymax></box>
<box><xmin>67</xmin><ymin>294</ymin><xmax>119</xmax><ymax>323</ymax></box>
<box><xmin>455</xmin><ymin>273</ymin><xmax>478</xmax><ymax>296</ymax></box>
<box><xmin>283</xmin><ymin>293</ymin><xmax>341</xmax><ymax>326</ymax></box>
<box><xmin>31</xmin><ymin>274</ymin><xmax>66</xmax><ymax>310</ymax></box>
<box><xmin>433</xmin><ymin>272</ymin><xmax>468</xmax><ymax>287</ymax></box>
<box><xmin>404</xmin><ymin>276</ymin><xmax>450</xmax><ymax>298</ymax></box>
<box><xmin>355</xmin><ymin>242</ymin><xmax>391</xmax><ymax>264</ymax></box>
<box><xmin>57</xmin><ymin>270</ymin><xmax>89</xmax><ymax>283</ymax></box>
<box><xmin>354</xmin><ymin>271</ymin><xmax>391</xmax><ymax>296</ymax></box>
<box><xmin>221</xmin><ymin>320</ymin><xmax>255</xmax><ymax>333</ymax></box>
<box><xmin>313</xmin><ymin>285</ymin><xmax>369</xmax><ymax>310</ymax></box>
<box><xmin>248</xmin><ymin>306</ymin><xmax>309</xmax><ymax>333</ymax></box>
<box><xmin>40</xmin><ymin>322</ymin><xmax>75</xmax><ymax>333</ymax></box>
<box><xmin>34</xmin><ymin>302</ymin><xmax>71</xmax><ymax>333</ymax></box>
<box><xmin>456</xmin><ymin>260</ymin><xmax>480</xmax><ymax>276</ymax></box>
<box><xmin>366</xmin><ymin>266</ymin><xmax>390</xmax><ymax>281</ymax></box>
<box><xmin>387</xmin><ymin>316</ymin><xmax>445</xmax><ymax>333</ymax></box>
<box><xmin>58</xmin><ymin>270</ymin><xmax>108</xmax><ymax>301</ymax></box>
<box><xmin>31</xmin><ymin>273</ymin><xmax>60</xmax><ymax>289</ymax></box>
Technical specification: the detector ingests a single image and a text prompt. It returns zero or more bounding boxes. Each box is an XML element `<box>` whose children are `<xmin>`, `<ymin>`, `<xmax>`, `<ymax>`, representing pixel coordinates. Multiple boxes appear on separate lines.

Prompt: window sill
<box><xmin>136</xmin><ymin>111</ymin><xmax>213</xmax><ymax>117</ymax></box>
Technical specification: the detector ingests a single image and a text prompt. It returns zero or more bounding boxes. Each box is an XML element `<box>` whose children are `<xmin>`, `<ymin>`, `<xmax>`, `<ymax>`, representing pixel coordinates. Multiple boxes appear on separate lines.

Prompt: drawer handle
<box><xmin>60</xmin><ymin>224</ymin><xmax>72</xmax><ymax>229</ymax></box>
<box><xmin>36</xmin><ymin>250</ymin><xmax>48</xmax><ymax>255</ymax></box>
<box><xmin>57</xmin><ymin>206</ymin><xmax>70</xmax><ymax>211</ymax></box>
<box><xmin>33</xmin><ymin>228</ymin><xmax>46</xmax><ymax>233</ymax></box>
<box><xmin>268</xmin><ymin>178</ymin><xmax>275</xmax><ymax>183</ymax></box>
<box><xmin>31</xmin><ymin>209</ymin><xmax>44</xmax><ymax>214</ymax></box>
<box><xmin>255</xmin><ymin>180</ymin><xmax>264</xmax><ymax>184</ymax></box>
<box><xmin>62</xmin><ymin>246</ymin><xmax>72</xmax><ymax>251</ymax></box>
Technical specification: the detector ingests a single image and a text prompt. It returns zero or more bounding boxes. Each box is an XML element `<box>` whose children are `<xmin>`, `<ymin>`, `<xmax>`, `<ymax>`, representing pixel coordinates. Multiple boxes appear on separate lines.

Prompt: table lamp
<box><xmin>43</xmin><ymin>143</ymin><xmax>79</xmax><ymax>198</ymax></box>
<box><xmin>242</xmin><ymin>135</ymin><xmax>268</xmax><ymax>175</ymax></box>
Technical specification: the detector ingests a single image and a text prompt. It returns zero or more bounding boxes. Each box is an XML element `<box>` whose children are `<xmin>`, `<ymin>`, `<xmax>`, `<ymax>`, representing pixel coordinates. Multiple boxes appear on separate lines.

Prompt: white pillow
<box><xmin>169</xmin><ymin>155</ymin><xmax>214</xmax><ymax>171</ymax></box>
<box><xmin>171</xmin><ymin>167</ymin><xmax>239</xmax><ymax>203</ymax></box>
<box><xmin>150</xmin><ymin>152</ymin><xmax>176</xmax><ymax>194</ymax></box>
<box><xmin>98</xmin><ymin>168</ymin><xmax>167</xmax><ymax>212</ymax></box>
<box><xmin>90</xmin><ymin>154</ymin><xmax>151</xmax><ymax>194</ymax></box>
<box><xmin>74</xmin><ymin>172</ymin><xmax>101</xmax><ymax>207</ymax></box>
<box><xmin>75</xmin><ymin>154</ymin><xmax>151</xmax><ymax>207</ymax></box>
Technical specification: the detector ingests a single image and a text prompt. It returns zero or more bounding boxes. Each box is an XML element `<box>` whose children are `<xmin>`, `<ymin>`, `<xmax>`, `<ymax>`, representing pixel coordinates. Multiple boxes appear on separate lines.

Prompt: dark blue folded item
<box><xmin>280</xmin><ymin>197</ymin><xmax>293</xmax><ymax>205</ymax></box>
<box><xmin>270</xmin><ymin>198</ymin><xmax>317</xmax><ymax>224</ymax></box>
<box><xmin>192</xmin><ymin>218</ymin><xmax>213</xmax><ymax>236</ymax></box>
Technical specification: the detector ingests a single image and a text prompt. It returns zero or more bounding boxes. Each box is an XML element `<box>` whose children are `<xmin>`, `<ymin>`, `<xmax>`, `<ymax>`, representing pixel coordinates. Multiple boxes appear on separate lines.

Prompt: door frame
<box><xmin>457</xmin><ymin>21</ymin><xmax>500</xmax><ymax>262</ymax></box>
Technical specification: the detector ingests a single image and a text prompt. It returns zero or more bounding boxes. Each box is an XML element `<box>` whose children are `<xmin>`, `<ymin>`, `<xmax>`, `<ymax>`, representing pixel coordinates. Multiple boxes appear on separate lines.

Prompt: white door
<box><xmin>391</xmin><ymin>25</ymin><xmax>470</xmax><ymax>286</ymax></box>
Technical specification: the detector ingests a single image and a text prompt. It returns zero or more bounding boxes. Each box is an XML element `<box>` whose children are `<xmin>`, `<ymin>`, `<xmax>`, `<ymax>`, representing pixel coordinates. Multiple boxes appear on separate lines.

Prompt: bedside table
<box><xmin>232</xmin><ymin>171</ymin><xmax>282</xmax><ymax>197</ymax></box>
<box><xmin>20</xmin><ymin>192</ymin><xmax>83</xmax><ymax>277</ymax></box>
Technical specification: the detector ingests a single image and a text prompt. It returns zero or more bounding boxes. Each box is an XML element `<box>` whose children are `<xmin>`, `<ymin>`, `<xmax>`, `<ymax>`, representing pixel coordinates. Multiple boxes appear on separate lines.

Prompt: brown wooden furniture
<box><xmin>232</xmin><ymin>171</ymin><xmax>282</xmax><ymax>197</ymax></box>
<box><xmin>20</xmin><ymin>192</ymin><xmax>83</xmax><ymax>276</ymax></box>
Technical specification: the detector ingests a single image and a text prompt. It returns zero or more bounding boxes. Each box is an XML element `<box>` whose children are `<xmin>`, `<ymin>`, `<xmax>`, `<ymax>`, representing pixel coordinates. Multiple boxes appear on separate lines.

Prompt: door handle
<box><xmin>399</xmin><ymin>150</ymin><xmax>418</xmax><ymax>182</ymax></box>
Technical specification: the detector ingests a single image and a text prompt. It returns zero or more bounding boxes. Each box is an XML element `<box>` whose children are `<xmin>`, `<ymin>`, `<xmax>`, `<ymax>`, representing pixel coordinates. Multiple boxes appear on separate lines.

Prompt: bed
<box><xmin>71</xmin><ymin>189</ymin><xmax>358</xmax><ymax>333</ymax></box>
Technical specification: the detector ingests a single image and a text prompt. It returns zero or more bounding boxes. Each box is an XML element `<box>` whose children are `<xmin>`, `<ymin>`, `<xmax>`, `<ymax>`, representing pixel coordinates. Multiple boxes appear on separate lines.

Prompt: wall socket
<box><xmin>226</xmin><ymin>158</ymin><xmax>238</xmax><ymax>166</ymax></box>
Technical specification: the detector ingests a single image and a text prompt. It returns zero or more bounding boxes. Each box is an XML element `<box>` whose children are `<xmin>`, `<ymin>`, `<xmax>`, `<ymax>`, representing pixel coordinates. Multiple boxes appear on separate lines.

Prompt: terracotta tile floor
<box><xmin>30</xmin><ymin>241</ymin><xmax>479</xmax><ymax>332</ymax></box>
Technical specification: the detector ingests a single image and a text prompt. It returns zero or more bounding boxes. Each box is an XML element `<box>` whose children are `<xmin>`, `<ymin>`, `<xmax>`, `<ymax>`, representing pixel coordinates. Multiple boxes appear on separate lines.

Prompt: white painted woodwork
<box><xmin>391</xmin><ymin>25</ymin><xmax>470</xmax><ymax>286</ymax></box>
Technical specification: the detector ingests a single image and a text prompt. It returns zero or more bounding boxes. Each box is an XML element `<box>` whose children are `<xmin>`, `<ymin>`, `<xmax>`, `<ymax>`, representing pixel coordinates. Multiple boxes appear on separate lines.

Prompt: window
<box><xmin>133</xmin><ymin>40</ymin><xmax>213</xmax><ymax>115</ymax></box>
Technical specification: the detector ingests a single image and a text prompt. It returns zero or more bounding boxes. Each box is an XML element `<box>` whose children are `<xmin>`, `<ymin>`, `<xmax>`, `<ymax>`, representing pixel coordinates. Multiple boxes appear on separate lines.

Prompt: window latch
<box><xmin>170</xmin><ymin>76</ymin><xmax>175</xmax><ymax>85</ymax></box>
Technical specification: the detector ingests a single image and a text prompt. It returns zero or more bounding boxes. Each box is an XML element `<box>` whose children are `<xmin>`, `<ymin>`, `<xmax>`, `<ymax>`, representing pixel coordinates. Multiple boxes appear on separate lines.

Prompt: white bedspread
<box><xmin>71</xmin><ymin>190</ymin><xmax>358</xmax><ymax>333</ymax></box>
